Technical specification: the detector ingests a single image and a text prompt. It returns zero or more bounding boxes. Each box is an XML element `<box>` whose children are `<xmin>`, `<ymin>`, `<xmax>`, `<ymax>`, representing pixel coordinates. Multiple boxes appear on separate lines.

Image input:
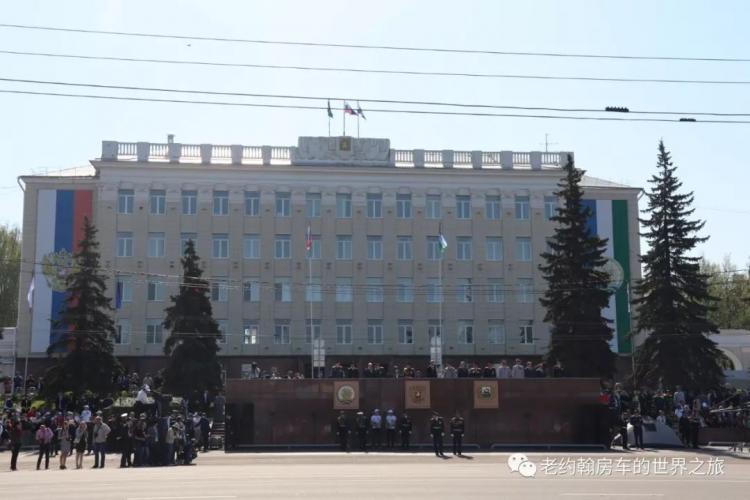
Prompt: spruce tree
<box><xmin>162</xmin><ymin>239</ymin><xmax>222</xmax><ymax>400</ymax></box>
<box><xmin>43</xmin><ymin>217</ymin><xmax>122</xmax><ymax>399</ymax></box>
<box><xmin>540</xmin><ymin>155</ymin><xmax>616</xmax><ymax>378</ymax></box>
<box><xmin>633</xmin><ymin>141</ymin><xmax>725</xmax><ymax>391</ymax></box>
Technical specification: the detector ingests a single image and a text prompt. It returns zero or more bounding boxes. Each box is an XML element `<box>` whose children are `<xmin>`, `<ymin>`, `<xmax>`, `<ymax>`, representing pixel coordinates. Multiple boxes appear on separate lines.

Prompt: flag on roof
<box><xmin>357</xmin><ymin>102</ymin><xmax>366</xmax><ymax>119</ymax></box>
<box><xmin>438</xmin><ymin>224</ymin><xmax>448</xmax><ymax>253</ymax></box>
<box><xmin>327</xmin><ymin>100</ymin><xmax>333</xmax><ymax>119</ymax></box>
<box><xmin>305</xmin><ymin>224</ymin><xmax>313</xmax><ymax>253</ymax></box>
<box><xmin>343</xmin><ymin>102</ymin><xmax>357</xmax><ymax>115</ymax></box>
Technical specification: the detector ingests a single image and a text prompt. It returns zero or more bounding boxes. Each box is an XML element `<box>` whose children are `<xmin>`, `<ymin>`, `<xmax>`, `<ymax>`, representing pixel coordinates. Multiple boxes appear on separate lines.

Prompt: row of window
<box><xmin>118</xmin><ymin>276</ymin><xmax>537</xmax><ymax>304</ymax></box>
<box><xmin>117</xmin><ymin>189</ymin><xmax>559</xmax><ymax>221</ymax></box>
<box><xmin>116</xmin><ymin>233</ymin><xmax>535</xmax><ymax>261</ymax></box>
<box><xmin>114</xmin><ymin>318</ymin><xmax>534</xmax><ymax>346</ymax></box>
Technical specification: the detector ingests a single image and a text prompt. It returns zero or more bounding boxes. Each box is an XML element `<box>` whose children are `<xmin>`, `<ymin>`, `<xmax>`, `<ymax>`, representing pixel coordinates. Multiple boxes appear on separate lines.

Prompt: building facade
<box><xmin>16</xmin><ymin>136</ymin><xmax>641</xmax><ymax>377</ymax></box>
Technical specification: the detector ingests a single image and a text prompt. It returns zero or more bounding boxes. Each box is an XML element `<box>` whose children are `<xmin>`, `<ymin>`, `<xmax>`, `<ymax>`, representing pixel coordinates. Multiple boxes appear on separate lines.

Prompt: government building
<box><xmin>16</xmin><ymin>136</ymin><xmax>641</xmax><ymax>378</ymax></box>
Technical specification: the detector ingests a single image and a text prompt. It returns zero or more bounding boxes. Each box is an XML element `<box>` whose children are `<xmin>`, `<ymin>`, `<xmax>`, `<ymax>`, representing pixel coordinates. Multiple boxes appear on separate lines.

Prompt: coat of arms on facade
<box><xmin>336</xmin><ymin>384</ymin><xmax>356</xmax><ymax>406</ymax></box>
<box><xmin>333</xmin><ymin>381</ymin><xmax>359</xmax><ymax>409</ymax></box>
<box><xmin>42</xmin><ymin>250</ymin><xmax>76</xmax><ymax>292</ymax></box>
<box><xmin>478</xmin><ymin>384</ymin><xmax>493</xmax><ymax>399</ymax></box>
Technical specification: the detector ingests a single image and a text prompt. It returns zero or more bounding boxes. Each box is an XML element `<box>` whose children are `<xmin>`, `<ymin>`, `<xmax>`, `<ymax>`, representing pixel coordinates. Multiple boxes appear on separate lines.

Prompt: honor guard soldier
<box><xmin>336</xmin><ymin>411</ymin><xmax>349</xmax><ymax>452</ymax></box>
<box><xmin>355</xmin><ymin>411</ymin><xmax>369</xmax><ymax>451</ymax></box>
<box><xmin>430</xmin><ymin>412</ymin><xmax>446</xmax><ymax>457</ymax></box>
<box><xmin>399</xmin><ymin>413</ymin><xmax>412</xmax><ymax>450</ymax></box>
<box><xmin>450</xmin><ymin>412</ymin><xmax>465</xmax><ymax>456</ymax></box>
<box><xmin>370</xmin><ymin>409</ymin><xmax>383</xmax><ymax>449</ymax></box>
<box><xmin>385</xmin><ymin>410</ymin><xmax>397</xmax><ymax>448</ymax></box>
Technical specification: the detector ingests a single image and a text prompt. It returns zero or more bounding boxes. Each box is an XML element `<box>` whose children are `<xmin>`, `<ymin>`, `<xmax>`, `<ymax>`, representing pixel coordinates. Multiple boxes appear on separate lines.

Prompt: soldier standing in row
<box><xmin>450</xmin><ymin>412</ymin><xmax>465</xmax><ymax>456</ymax></box>
<box><xmin>430</xmin><ymin>412</ymin><xmax>446</xmax><ymax>457</ymax></box>
<box><xmin>355</xmin><ymin>411</ymin><xmax>368</xmax><ymax>452</ymax></box>
<box><xmin>370</xmin><ymin>409</ymin><xmax>382</xmax><ymax>449</ymax></box>
<box><xmin>399</xmin><ymin>413</ymin><xmax>412</xmax><ymax>450</ymax></box>
<box><xmin>336</xmin><ymin>411</ymin><xmax>349</xmax><ymax>452</ymax></box>
<box><xmin>385</xmin><ymin>410</ymin><xmax>397</xmax><ymax>448</ymax></box>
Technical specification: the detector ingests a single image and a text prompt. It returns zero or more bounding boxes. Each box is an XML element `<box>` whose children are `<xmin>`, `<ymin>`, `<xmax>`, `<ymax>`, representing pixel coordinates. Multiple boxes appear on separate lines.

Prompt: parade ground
<box><xmin>1</xmin><ymin>449</ymin><xmax>749</xmax><ymax>500</ymax></box>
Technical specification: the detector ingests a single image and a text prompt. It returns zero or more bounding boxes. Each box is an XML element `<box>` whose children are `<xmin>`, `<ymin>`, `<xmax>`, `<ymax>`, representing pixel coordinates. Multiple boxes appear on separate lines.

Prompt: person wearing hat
<box><xmin>430</xmin><ymin>411</ymin><xmax>446</xmax><ymax>457</ymax></box>
<box><xmin>399</xmin><ymin>413</ymin><xmax>412</xmax><ymax>450</ymax></box>
<box><xmin>369</xmin><ymin>409</ymin><xmax>383</xmax><ymax>450</ymax></box>
<box><xmin>385</xmin><ymin>410</ymin><xmax>398</xmax><ymax>448</ymax></box>
<box><xmin>450</xmin><ymin>411</ymin><xmax>465</xmax><ymax>456</ymax></box>
<box><xmin>355</xmin><ymin>411</ymin><xmax>368</xmax><ymax>451</ymax></box>
<box><xmin>336</xmin><ymin>411</ymin><xmax>349</xmax><ymax>452</ymax></box>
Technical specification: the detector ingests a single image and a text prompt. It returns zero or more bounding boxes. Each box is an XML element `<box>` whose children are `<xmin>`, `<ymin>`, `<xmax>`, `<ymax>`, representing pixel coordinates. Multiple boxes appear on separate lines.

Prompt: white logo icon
<box><xmin>507</xmin><ymin>453</ymin><xmax>536</xmax><ymax>478</ymax></box>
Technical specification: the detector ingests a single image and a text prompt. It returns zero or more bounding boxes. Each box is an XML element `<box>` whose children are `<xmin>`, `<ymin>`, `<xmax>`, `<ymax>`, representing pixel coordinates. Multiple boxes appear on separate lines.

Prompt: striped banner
<box><xmin>582</xmin><ymin>199</ymin><xmax>632</xmax><ymax>354</ymax></box>
<box><xmin>30</xmin><ymin>189</ymin><xmax>93</xmax><ymax>353</ymax></box>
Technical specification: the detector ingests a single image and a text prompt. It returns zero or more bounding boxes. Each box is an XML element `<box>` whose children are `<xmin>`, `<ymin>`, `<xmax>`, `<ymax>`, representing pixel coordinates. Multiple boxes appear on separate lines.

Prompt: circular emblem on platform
<box><xmin>336</xmin><ymin>384</ymin><xmax>356</xmax><ymax>406</ymax></box>
<box><xmin>600</xmin><ymin>257</ymin><xmax>625</xmax><ymax>291</ymax></box>
<box><xmin>478</xmin><ymin>384</ymin><xmax>493</xmax><ymax>399</ymax></box>
<box><xmin>42</xmin><ymin>250</ymin><xmax>77</xmax><ymax>292</ymax></box>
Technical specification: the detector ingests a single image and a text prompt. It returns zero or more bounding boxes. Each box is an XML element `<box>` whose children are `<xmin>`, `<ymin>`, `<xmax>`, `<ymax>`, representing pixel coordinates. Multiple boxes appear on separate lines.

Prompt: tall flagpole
<box><xmin>342</xmin><ymin>102</ymin><xmax>346</xmax><ymax>136</ymax></box>
<box><xmin>357</xmin><ymin>113</ymin><xmax>360</xmax><ymax>139</ymax></box>
<box><xmin>438</xmin><ymin>238</ymin><xmax>443</xmax><ymax>369</ymax></box>
<box><xmin>307</xmin><ymin>226</ymin><xmax>314</xmax><ymax>379</ymax></box>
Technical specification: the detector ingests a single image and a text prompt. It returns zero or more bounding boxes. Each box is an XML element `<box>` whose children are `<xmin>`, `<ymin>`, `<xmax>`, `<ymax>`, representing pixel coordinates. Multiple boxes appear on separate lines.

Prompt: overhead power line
<box><xmin>3</xmin><ymin>88</ymin><xmax>750</xmax><ymax>124</ymax></box>
<box><xmin>1</xmin><ymin>23</ymin><xmax>748</xmax><ymax>64</ymax></box>
<box><xmin>2</xmin><ymin>76</ymin><xmax>750</xmax><ymax>117</ymax></box>
<box><xmin>4</xmin><ymin>49</ymin><xmax>750</xmax><ymax>86</ymax></box>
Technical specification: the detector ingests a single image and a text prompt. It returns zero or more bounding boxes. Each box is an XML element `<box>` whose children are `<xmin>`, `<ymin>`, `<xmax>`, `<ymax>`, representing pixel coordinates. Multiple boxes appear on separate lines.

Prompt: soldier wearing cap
<box><xmin>355</xmin><ymin>411</ymin><xmax>368</xmax><ymax>451</ymax></box>
<box><xmin>385</xmin><ymin>410</ymin><xmax>398</xmax><ymax>448</ymax></box>
<box><xmin>430</xmin><ymin>411</ymin><xmax>446</xmax><ymax>457</ymax></box>
<box><xmin>399</xmin><ymin>413</ymin><xmax>412</xmax><ymax>450</ymax></box>
<box><xmin>450</xmin><ymin>412</ymin><xmax>465</xmax><ymax>456</ymax></box>
<box><xmin>336</xmin><ymin>411</ymin><xmax>349</xmax><ymax>452</ymax></box>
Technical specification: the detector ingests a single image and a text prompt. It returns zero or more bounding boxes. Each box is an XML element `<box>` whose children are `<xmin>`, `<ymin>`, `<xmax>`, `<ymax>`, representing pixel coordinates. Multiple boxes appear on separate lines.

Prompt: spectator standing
<box><xmin>496</xmin><ymin>360</ymin><xmax>511</xmax><ymax>379</ymax></box>
<box><xmin>511</xmin><ymin>359</ymin><xmax>525</xmax><ymax>379</ymax></box>
<box><xmin>35</xmin><ymin>423</ymin><xmax>53</xmax><ymax>470</ymax></box>
<box><xmin>200</xmin><ymin>413</ymin><xmax>211</xmax><ymax>452</ymax></box>
<box><xmin>8</xmin><ymin>416</ymin><xmax>23</xmax><ymax>471</ymax></box>
<box><xmin>92</xmin><ymin>416</ymin><xmax>111</xmax><ymax>468</ymax></box>
<box><xmin>58</xmin><ymin>420</ymin><xmax>72</xmax><ymax>469</ymax></box>
<box><xmin>73</xmin><ymin>421</ymin><xmax>88</xmax><ymax>469</ymax></box>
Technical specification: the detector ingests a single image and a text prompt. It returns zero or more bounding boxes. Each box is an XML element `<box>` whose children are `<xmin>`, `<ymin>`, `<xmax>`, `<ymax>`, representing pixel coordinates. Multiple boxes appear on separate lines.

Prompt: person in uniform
<box><xmin>355</xmin><ymin>411</ymin><xmax>368</xmax><ymax>452</ymax></box>
<box><xmin>336</xmin><ymin>411</ymin><xmax>349</xmax><ymax>452</ymax></box>
<box><xmin>619</xmin><ymin>411</ymin><xmax>630</xmax><ymax>450</ymax></box>
<box><xmin>629</xmin><ymin>411</ymin><xmax>644</xmax><ymax>449</ymax></box>
<box><xmin>430</xmin><ymin>412</ymin><xmax>446</xmax><ymax>457</ymax></box>
<box><xmin>369</xmin><ymin>409</ymin><xmax>382</xmax><ymax>449</ymax></box>
<box><xmin>399</xmin><ymin>413</ymin><xmax>412</xmax><ymax>450</ymax></box>
<box><xmin>449</xmin><ymin>412</ymin><xmax>465</xmax><ymax>456</ymax></box>
<box><xmin>385</xmin><ymin>410</ymin><xmax>397</xmax><ymax>448</ymax></box>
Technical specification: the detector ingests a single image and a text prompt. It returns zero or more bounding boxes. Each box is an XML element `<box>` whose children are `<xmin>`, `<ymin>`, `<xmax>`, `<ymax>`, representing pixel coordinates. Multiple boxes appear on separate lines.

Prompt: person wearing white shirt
<box><xmin>510</xmin><ymin>359</ymin><xmax>525</xmax><ymax>379</ymax></box>
<box><xmin>136</xmin><ymin>385</ymin><xmax>149</xmax><ymax>404</ymax></box>
<box><xmin>497</xmin><ymin>360</ymin><xmax>511</xmax><ymax>379</ymax></box>
<box><xmin>369</xmin><ymin>409</ymin><xmax>383</xmax><ymax>449</ymax></box>
<box><xmin>385</xmin><ymin>410</ymin><xmax>398</xmax><ymax>448</ymax></box>
<box><xmin>80</xmin><ymin>406</ymin><xmax>92</xmax><ymax>423</ymax></box>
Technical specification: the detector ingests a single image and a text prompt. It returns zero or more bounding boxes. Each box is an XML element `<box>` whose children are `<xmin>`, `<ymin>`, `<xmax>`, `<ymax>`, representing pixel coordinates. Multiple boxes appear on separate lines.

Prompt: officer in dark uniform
<box><xmin>450</xmin><ymin>412</ymin><xmax>465</xmax><ymax>456</ymax></box>
<box><xmin>629</xmin><ymin>411</ymin><xmax>644</xmax><ymax>449</ymax></box>
<box><xmin>399</xmin><ymin>413</ymin><xmax>412</xmax><ymax>450</ymax></box>
<box><xmin>336</xmin><ymin>411</ymin><xmax>349</xmax><ymax>452</ymax></box>
<box><xmin>429</xmin><ymin>412</ymin><xmax>446</xmax><ymax>457</ymax></box>
<box><xmin>355</xmin><ymin>411</ymin><xmax>368</xmax><ymax>452</ymax></box>
<box><xmin>619</xmin><ymin>411</ymin><xmax>630</xmax><ymax>450</ymax></box>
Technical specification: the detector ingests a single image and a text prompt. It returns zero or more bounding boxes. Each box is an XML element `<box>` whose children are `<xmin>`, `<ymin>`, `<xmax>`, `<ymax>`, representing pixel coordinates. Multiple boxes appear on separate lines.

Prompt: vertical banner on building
<box><xmin>333</xmin><ymin>381</ymin><xmax>360</xmax><ymax>410</ymax></box>
<box><xmin>31</xmin><ymin>189</ymin><xmax>93</xmax><ymax>353</ymax></box>
<box><xmin>404</xmin><ymin>380</ymin><xmax>431</xmax><ymax>409</ymax></box>
<box><xmin>582</xmin><ymin>199</ymin><xmax>632</xmax><ymax>354</ymax></box>
<box><xmin>473</xmin><ymin>380</ymin><xmax>499</xmax><ymax>409</ymax></box>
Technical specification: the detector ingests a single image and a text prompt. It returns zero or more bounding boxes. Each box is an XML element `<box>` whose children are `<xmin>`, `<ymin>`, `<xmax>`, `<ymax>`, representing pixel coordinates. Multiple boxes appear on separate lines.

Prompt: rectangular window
<box><xmin>243</xmin><ymin>235</ymin><xmax>260</xmax><ymax>259</ymax></box>
<box><xmin>148</xmin><ymin>232</ymin><xmax>165</xmax><ymax>258</ymax></box>
<box><xmin>520</xmin><ymin>320</ymin><xmax>534</xmax><ymax>344</ymax></box>
<box><xmin>426</xmin><ymin>195</ymin><xmax>441</xmax><ymax>219</ymax></box>
<box><xmin>115</xmin><ymin>276</ymin><xmax>133</xmax><ymax>304</ymax></box>
<box><xmin>306</xmin><ymin>193</ymin><xmax>321</xmax><ymax>217</ymax></box>
<box><xmin>336</xmin><ymin>235</ymin><xmax>352</xmax><ymax>260</ymax></box>
<box><xmin>367</xmin><ymin>320</ymin><xmax>383</xmax><ymax>345</ymax></box>
<box><xmin>456</xmin><ymin>195</ymin><xmax>471</xmax><ymax>219</ymax></box>
<box><xmin>180</xmin><ymin>233</ymin><xmax>197</xmax><ymax>254</ymax></box>
<box><xmin>245</xmin><ymin>191</ymin><xmax>260</xmax><ymax>216</ymax></box>
<box><xmin>515</xmin><ymin>195</ymin><xmax>530</xmax><ymax>220</ymax></box>
<box><xmin>146</xmin><ymin>320</ymin><xmax>163</xmax><ymax>344</ymax></box>
<box><xmin>114</xmin><ymin>319</ymin><xmax>131</xmax><ymax>345</ymax></box>
<box><xmin>150</xmin><ymin>189</ymin><xmax>166</xmax><ymax>215</ymax></box>
<box><xmin>488</xmin><ymin>279</ymin><xmax>505</xmax><ymax>303</ymax></box>
<box><xmin>117</xmin><ymin>189</ymin><xmax>134</xmax><ymax>214</ymax></box>
<box><xmin>212</xmin><ymin>234</ymin><xmax>229</xmax><ymax>259</ymax></box>
<box><xmin>486</xmin><ymin>237</ymin><xmax>503</xmax><ymax>261</ymax></box>
<box><xmin>397</xmin><ymin>236</ymin><xmax>413</xmax><ymax>260</ymax></box>
<box><xmin>428</xmin><ymin>321</ymin><xmax>442</xmax><ymax>344</ymax></box>
<box><xmin>367</xmin><ymin>193</ymin><xmax>382</xmax><ymax>218</ymax></box>
<box><xmin>210</xmin><ymin>279</ymin><xmax>229</xmax><ymax>303</ymax></box>
<box><xmin>306</xmin><ymin>319</ymin><xmax>321</xmax><ymax>344</ymax></box>
<box><xmin>516</xmin><ymin>237</ymin><xmax>532</xmax><ymax>262</ymax></box>
<box><xmin>426</xmin><ymin>237</ymin><xmax>441</xmax><ymax>261</ymax></box>
<box><xmin>243</xmin><ymin>322</ymin><xmax>258</xmax><ymax>345</ymax></box>
<box><xmin>366</xmin><ymin>277</ymin><xmax>384</xmax><ymax>303</ymax></box>
<box><xmin>147</xmin><ymin>280</ymin><xmax>165</xmax><ymax>302</ymax></box>
<box><xmin>306</xmin><ymin>277</ymin><xmax>322</xmax><ymax>302</ymax></box>
<box><xmin>336</xmin><ymin>193</ymin><xmax>352</xmax><ymax>218</ymax></box>
<box><xmin>274</xmin><ymin>278</ymin><xmax>291</xmax><ymax>302</ymax></box>
<box><xmin>308</xmin><ymin>236</ymin><xmax>321</xmax><ymax>259</ymax></box>
<box><xmin>336</xmin><ymin>321</ymin><xmax>352</xmax><ymax>345</ymax></box>
<box><xmin>457</xmin><ymin>278</ymin><xmax>473</xmax><ymax>303</ymax></box>
<box><xmin>274</xmin><ymin>321</ymin><xmax>290</xmax><ymax>345</ymax></box>
<box><xmin>488</xmin><ymin>320</ymin><xmax>505</xmax><ymax>345</ymax></box>
<box><xmin>544</xmin><ymin>196</ymin><xmax>558</xmax><ymax>220</ymax></box>
<box><xmin>458</xmin><ymin>320</ymin><xmax>474</xmax><ymax>344</ymax></box>
<box><xmin>426</xmin><ymin>278</ymin><xmax>443</xmax><ymax>303</ymax></box>
<box><xmin>517</xmin><ymin>278</ymin><xmax>533</xmax><ymax>303</ymax></box>
<box><xmin>398</xmin><ymin>320</ymin><xmax>414</xmax><ymax>344</ymax></box>
<box><xmin>275</xmin><ymin>192</ymin><xmax>291</xmax><ymax>217</ymax></box>
<box><xmin>456</xmin><ymin>237</ymin><xmax>473</xmax><ymax>260</ymax></box>
<box><xmin>485</xmin><ymin>195</ymin><xmax>501</xmax><ymax>220</ymax></box>
<box><xmin>336</xmin><ymin>277</ymin><xmax>353</xmax><ymax>303</ymax></box>
<box><xmin>216</xmin><ymin>319</ymin><xmax>227</xmax><ymax>344</ymax></box>
<box><xmin>396</xmin><ymin>193</ymin><xmax>412</xmax><ymax>218</ymax></box>
<box><xmin>275</xmin><ymin>234</ymin><xmax>291</xmax><ymax>259</ymax></box>
<box><xmin>397</xmin><ymin>278</ymin><xmax>414</xmax><ymax>303</ymax></box>
<box><xmin>367</xmin><ymin>236</ymin><xmax>383</xmax><ymax>260</ymax></box>
<box><xmin>243</xmin><ymin>280</ymin><xmax>260</xmax><ymax>302</ymax></box>
<box><xmin>213</xmin><ymin>190</ymin><xmax>229</xmax><ymax>216</ymax></box>
<box><xmin>117</xmin><ymin>232</ymin><xmax>133</xmax><ymax>257</ymax></box>
<box><xmin>181</xmin><ymin>190</ymin><xmax>197</xmax><ymax>215</ymax></box>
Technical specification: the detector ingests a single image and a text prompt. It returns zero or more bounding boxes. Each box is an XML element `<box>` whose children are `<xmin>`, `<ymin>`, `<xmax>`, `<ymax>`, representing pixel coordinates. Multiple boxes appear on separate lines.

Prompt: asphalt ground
<box><xmin>1</xmin><ymin>448</ymin><xmax>748</xmax><ymax>500</ymax></box>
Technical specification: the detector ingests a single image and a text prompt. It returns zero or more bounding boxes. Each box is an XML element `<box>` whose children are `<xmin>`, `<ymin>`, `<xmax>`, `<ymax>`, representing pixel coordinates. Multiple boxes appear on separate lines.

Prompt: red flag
<box><xmin>305</xmin><ymin>225</ymin><xmax>313</xmax><ymax>253</ymax></box>
<box><xmin>343</xmin><ymin>102</ymin><xmax>357</xmax><ymax>115</ymax></box>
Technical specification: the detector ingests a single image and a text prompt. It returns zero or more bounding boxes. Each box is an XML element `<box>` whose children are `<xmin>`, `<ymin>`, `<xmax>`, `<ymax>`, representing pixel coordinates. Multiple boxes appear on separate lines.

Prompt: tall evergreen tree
<box><xmin>43</xmin><ymin>217</ymin><xmax>122</xmax><ymax>399</ymax></box>
<box><xmin>0</xmin><ymin>225</ymin><xmax>21</xmax><ymax>338</ymax></box>
<box><xmin>540</xmin><ymin>155</ymin><xmax>616</xmax><ymax>378</ymax></box>
<box><xmin>633</xmin><ymin>141</ymin><xmax>725</xmax><ymax>391</ymax></box>
<box><xmin>162</xmin><ymin>240</ymin><xmax>222</xmax><ymax>400</ymax></box>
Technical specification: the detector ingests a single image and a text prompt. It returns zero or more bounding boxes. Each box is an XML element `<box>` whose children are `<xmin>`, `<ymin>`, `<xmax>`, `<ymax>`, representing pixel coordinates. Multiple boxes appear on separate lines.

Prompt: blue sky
<box><xmin>1</xmin><ymin>0</ymin><xmax>748</xmax><ymax>265</ymax></box>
